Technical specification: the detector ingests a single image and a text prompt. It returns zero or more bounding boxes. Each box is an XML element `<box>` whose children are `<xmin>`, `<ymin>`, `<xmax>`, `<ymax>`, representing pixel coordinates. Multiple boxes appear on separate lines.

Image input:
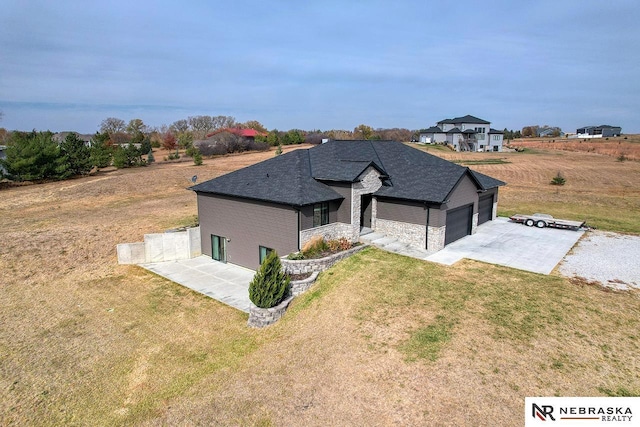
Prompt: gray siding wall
<box><xmin>325</xmin><ymin>182</ymin><xmax>352</xmax><ymax>223</ymax></box>
<box><xmin>197</xmin><ymin>193</ymin><xmax>298</xmax><ymax>270</ymax></box>
<box><xmin>430</xmin><ymin>174</ymin><xmax>480</xmax><ymax>227</ymax></box>
<box><xmin>479</xmin><ymin>187</ymin><xmax>497</xmax><ymax>203</ymax></box>
<box><xmin>376</xmin><ymin>198</ymin><xmax>427</xmax><ymax>226</ymax></box>
<box><xmin>299</xmin><ymin>201</ymin><xmax>340</xmax><ymax>231</ymax></box>
<box><xmin>427</xmin><ymin>206</ymin><xmax>445</xmax><ymax>227</ymax></box>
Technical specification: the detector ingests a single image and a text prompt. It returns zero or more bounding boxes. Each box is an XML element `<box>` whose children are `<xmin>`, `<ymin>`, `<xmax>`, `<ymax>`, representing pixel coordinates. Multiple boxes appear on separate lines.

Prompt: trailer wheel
<box><xmin>536</xmin><ymin>220</ymin><xmax>546</xmax><ymax>228</ymax></box>
<box><xmin>525</xmin><ymin>219</ymin><xmax>535</xmax><ymax>227</ymax></box>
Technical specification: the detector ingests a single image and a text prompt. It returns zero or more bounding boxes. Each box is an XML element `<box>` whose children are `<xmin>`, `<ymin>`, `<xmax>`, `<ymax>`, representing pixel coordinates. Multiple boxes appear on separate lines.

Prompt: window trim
<box><xmin>313</xmin><ymin>202</ymin><xmax>329</xmax><ymax>227</ymax></box>
<box><xmin>259</xmin><ymin>245</ymin><xmax>273</xmax><ymax>264</ymax></box>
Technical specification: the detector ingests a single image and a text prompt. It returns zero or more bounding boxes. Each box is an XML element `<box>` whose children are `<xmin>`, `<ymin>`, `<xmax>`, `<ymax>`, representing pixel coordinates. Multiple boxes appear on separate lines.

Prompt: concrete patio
<box><xmin>141</xmin><ymin>256</ymin><xmax>254</xmax><ymax>312</ymax></box>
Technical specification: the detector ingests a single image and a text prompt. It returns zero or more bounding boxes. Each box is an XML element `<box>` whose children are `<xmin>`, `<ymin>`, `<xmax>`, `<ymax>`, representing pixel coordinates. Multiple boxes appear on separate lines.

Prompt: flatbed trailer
<box><xmin>509</xmin><ymin>213</ymin><xmax>585</xmax><ymax>230</ymax></box>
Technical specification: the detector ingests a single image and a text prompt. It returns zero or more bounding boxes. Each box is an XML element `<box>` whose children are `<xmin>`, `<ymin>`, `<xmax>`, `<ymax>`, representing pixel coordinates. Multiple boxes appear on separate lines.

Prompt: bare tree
<box><xmin>188</xmin><ymin>115</ymin><xmax>215</xmax><ymax>138</ymax></box>
<box><xmin>211</xmin><ymin>115</ymin><xmax>236</xmax><ymax>130</ymax></box>
<box><xmin>170</xmin><ymin>119</ymin><xmax>189</xmax><ymax>134</ymax></box>
<box><xmin>100</xmin><ymin>117</ymin><xmax>126</xmax><ymax>135</ymax></box>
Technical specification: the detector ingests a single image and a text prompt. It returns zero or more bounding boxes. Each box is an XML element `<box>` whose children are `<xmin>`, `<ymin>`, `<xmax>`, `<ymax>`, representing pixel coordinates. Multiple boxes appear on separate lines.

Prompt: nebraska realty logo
<box><xmin>525</xmin><ymin>397</ymin><xmax>639</xmax><ymax>426</ymax></box>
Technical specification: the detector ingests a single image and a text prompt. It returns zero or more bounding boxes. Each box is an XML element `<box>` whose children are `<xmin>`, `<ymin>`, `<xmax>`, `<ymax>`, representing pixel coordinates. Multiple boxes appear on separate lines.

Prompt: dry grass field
<box><xmin>1</xmin><ymin>143</ymin><xmax>639</xmax><ymax>426</ymax></box>
<box><xmin>508</xmin><ymin>134</ymin><xmax>640</xmax><ymax>161</ymax></box>
<box><xmin>414</xmin><ymin>143</ymin><xmax>640</xmax><ymax>234</ymax></box>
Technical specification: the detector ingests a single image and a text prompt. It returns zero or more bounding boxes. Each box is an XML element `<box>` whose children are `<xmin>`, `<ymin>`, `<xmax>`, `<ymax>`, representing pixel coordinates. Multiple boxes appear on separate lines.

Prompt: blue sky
<box><xmin>1</xmin><ymin>0</ymin><xmax>639</xmax><ymax>134</ymax></box>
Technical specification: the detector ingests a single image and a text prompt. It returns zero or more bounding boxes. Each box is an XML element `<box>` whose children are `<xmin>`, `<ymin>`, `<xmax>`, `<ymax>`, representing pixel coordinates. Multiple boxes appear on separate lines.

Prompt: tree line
<box><xmin>0</xmin><ymin>113</ymin><xmax>427</xmax><ymax>184</ymax></box>
<box><xmin>0</xmin><ymin>130</ymin><xmax>152</xmax><ymax>182</ymax></box>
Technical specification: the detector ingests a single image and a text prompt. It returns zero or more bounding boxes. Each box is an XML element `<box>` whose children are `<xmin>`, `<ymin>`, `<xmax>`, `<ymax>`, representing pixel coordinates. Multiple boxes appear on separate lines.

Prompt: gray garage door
<box><xmin>478</xmin><ymin>194</ymin><xmax>494</xmax><ymax>225</ymax></box>
<box><xmin>445</xmin><ymin>204</ymin><xmax>473</xmax><ymax>245</ymax></box>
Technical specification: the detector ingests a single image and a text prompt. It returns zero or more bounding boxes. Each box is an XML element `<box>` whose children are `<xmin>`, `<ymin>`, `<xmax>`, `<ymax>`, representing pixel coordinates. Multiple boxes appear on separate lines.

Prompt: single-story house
<box><xmin>576</xmin><ymin>125</ymin><xmax>621</xmax><ymax>137</ymax></box>
<box><xmin>191</xmin><ymin>140</ymin><xmax>505</xmax><ymax>269</ymax></box>
<box><xmin>419</xmin><ymin>115</ymin><xmax>504</xmax><ymax>152</ymax></box>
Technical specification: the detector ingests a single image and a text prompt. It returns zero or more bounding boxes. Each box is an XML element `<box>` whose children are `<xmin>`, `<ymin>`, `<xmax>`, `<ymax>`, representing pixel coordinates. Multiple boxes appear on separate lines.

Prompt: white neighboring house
<box><xmin>419</xmin><ymin>115</ymin><xmax>504</xmax><ymax>152</ymax></box>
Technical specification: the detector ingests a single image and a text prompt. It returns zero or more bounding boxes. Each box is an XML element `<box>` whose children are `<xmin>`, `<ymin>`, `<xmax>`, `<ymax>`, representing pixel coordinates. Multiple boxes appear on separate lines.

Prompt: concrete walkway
<box><xmin>141</xmin><ymin>256</ymin><xmax>254</xmax><ymax>312</ymax></box>
<box><xmin>362</xmin><ymin>217</ymin><xmax>584</xmax><ymax>275</ymax></box>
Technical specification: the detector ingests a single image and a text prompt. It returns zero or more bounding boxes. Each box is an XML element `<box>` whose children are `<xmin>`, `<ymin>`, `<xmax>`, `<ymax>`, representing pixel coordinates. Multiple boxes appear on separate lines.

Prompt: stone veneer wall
<box><xmin>289</xmin><ymin>272</ymin><xmax>319</xmax><ymax>297</ymax></box>
<box><xmin>351</xmin><ymin>167</ymin><xmax>383</xmax><ymax>236</ymax></box>
<box><xmin>247</xmin><ymin>296</ymin><xmax>294</xmax><ymax>328</ymax></box>
<box><xmin>281</xmin><ymin>244</ymin><xmax>368</xmax><ymax>275</ymax></box>
<box><xmin>471</xmin><ymin>212</ymin><xmax>479</xmax><ymax>235</ymax></box>
<box><xmin>375</xmin><ymin>219</ymin><xmax>426</xmax><ymax>249</ymax></box>
<box><xmin>299</xmin><ymin>222</ymin><xmax>357</xmax><ymax>247</ymax></box>
<box><xmin>371</xmin><ymin>198</ymin><xmax>378</xmax><ymax>229</ymax></box>
<box><xmin>427</xmin><ymin>225</ymin><xmax>446</xmax><ymax>253</ymax></box>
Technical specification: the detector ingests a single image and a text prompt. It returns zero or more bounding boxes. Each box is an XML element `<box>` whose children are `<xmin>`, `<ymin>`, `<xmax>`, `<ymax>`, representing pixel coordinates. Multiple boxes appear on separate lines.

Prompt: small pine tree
<box><xmin>550</xmin><ymin>171</ymin><xmax>566</xmax><ymax>185</ymax></box>
<box><xmin>248</xmin><ymin>251</ymin><xmax>290</xmax><ymax>308</ymax></box>
<box><xmin>147</xmin><ymin>149</ymin><xmax>155</xmax><ymax>164</ymax></box>
<box><xmin>193</xmin><ymin>151</ymin><xmax>203</xmax><ymax>165</ymax></box>
<box><xmin>275</xmin><ymin>143</ymin><xmax>283</xmax><ymax>156</ymax></box>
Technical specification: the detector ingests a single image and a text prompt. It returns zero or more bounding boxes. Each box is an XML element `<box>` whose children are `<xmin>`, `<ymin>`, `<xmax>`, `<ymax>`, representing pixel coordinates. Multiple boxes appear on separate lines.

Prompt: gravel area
<box><xmin>559</xmin><ymin>231</ymin><xmax>640</xmax><ymax>290</ymax></box>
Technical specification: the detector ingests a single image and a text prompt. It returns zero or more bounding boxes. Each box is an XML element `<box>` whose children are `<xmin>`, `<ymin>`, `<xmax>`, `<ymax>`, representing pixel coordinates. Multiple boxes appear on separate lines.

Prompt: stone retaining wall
<box><xmin>247</xmin><ymin>296</ymin><xmax>294</xmax><ymax>328</ymax></box>
<box><xmin>300</xmin><ymin>222</ymin><xmax>357</xmax><ymax>247</ymax></box>
<box><xmin>281</xmin><ymin>244</ymin><xmax>368</xmax><ymax>275</ymax></box>
<box><xmin>289</xmin><ymin>272</ymin><xmax>319</xmax><ymax>297</ymax></box>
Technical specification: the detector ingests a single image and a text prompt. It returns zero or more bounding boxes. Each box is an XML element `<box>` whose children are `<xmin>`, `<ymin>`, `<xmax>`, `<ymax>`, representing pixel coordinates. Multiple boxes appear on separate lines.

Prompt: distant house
<box><xmin>419</xmin><ymin>115</ymin><xmax>504</xmax><ymax>152</ymax></box>
<box><xmin>576</xmin><ymin>125</ymin><xmax>621</xmax><ymax>138</ymax></box>
<box><xmin>538</xmin><ymin>128</ymin><xmax>555</xmax><ymax>137</ymax></box>
<box><xmin>191</xmin><ymin>140</ymin><xmax>505</xmax><ymax>269</ymax></box>
<box><xmin>53</xmin><ymin>132</ymin><xmax>93</xmax><ymax>146</ymax></box>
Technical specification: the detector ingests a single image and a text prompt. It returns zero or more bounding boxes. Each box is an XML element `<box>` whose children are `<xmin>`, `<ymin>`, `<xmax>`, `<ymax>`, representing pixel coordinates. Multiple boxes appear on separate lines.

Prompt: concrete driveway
<box><xmin>426</xmin><ymin>217</ymin><xmax>584</xmax><ymax>274</ymax></box>
<box><xmin>142</xmin><ymin>256</ymin><xmax>254</xmax><ymax>312</ymax></box>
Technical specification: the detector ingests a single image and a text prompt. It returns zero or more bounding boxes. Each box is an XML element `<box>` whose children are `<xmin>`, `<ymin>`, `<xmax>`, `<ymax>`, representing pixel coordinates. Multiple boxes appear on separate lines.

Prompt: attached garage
<box><xmin>444</xmin><ymin>204</ymin><xmax>473</xmax><ymax>245</ymax></box>
<box><xmin>478</xmin><ymin>193</ymin><xmax>494</xmax><ymax>225</ymax></box>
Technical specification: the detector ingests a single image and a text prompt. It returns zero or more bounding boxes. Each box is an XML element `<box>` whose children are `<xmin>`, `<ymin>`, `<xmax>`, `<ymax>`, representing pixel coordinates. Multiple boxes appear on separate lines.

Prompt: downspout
<box><xmin>425</xmin><ymin>205</ymin><xmax>430</xmax><ymax>250</ymax></box>
<box><xmin>296</xmin><ymin>208</ymin><xmax>301</xmax><ymax>250</ymax></box>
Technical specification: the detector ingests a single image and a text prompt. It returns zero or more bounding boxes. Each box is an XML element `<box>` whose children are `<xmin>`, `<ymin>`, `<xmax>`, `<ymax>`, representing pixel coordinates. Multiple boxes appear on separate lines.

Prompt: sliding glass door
<box><xmin>211</xmin><ymin>234</ymin><xmax>227</xmax><ymax>263</ymax></box>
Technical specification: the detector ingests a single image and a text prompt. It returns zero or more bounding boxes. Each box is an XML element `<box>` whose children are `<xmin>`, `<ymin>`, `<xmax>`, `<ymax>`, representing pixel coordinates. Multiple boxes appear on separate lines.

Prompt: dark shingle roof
<box><xmin>190</xmin><ymin>149</ymin><xmax>343</xmax><ymax>206</ymax></box>
<box><xmin>192</xmin><ymin>140</ymin><xmax>505</xmax><ymax>206</ymax></box>
<box><xmin>451</xmin><ymin>115</ymin><xmax>490</xmax><ymax>124</ymax></box>
<box><xmin>446</xmin><ymin>127</ymin><xmax>462</xmax><ymax>134</ymax></box>
<box><xmin>308</xmin><ymin>141</ymin><xmax>387</xmax><ymax>182</ymax></box>
<box><xmin>469</xmin><ymin>169</ymin><xmax>506</xmax><ymax>190</ymax></box>
<box><xmin>488</xmin><ymin>128</ymin><xmax>504</xmax><ymax>134</ymax></box>
<box><xmin>438</xmin><ymin>115</ymin><xmax>490</xmax><ymax>125</ymax></box>
<box><xmin>419</xmin><ymin>126</ymin><xmax>443</xmax><ymax>133</ymax></box>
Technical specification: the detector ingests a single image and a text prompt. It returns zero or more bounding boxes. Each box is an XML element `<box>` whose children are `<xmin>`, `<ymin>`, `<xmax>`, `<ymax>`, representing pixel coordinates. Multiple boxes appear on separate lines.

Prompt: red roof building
<box><xmin>206</xmin><ymin>128</ymin><xmax>267</xmax><ymax>139</ymax></box>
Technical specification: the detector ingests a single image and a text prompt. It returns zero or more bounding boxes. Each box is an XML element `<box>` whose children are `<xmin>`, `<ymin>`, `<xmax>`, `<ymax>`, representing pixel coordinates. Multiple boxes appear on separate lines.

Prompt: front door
<box><xmin>211</xmin><ymin>234</ymin><xmax>227</xmax><ymax>263</ymax></box>
<box><xmin>360</xmin><ymin>194</ymin><xmax>372</xmax><ymax>229</ymax></box>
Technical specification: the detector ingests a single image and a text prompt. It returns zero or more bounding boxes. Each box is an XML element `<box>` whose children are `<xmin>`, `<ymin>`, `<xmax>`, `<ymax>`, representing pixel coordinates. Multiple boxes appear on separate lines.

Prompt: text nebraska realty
<box><xmin>561</xmin><ymin>406</ymin><xmax>632</xmax><ymax>422</ymax></box>
<box><xmin>535</xmin><ymin>403</ymin><xmax>633</xmax><ymax>422</ymax></box>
